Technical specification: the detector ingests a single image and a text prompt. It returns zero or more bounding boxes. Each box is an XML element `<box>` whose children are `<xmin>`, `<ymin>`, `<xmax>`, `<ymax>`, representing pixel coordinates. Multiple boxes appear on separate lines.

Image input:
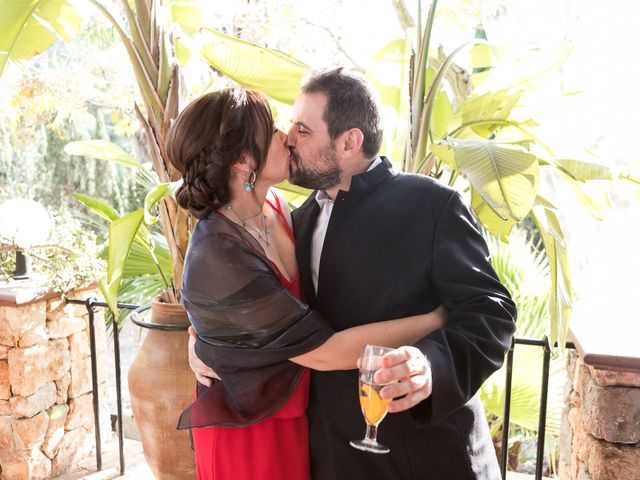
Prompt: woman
<box><xmin>167</xmin><ymin>88</ymin><xmax>446</xmax><ymax>480</ymax></box>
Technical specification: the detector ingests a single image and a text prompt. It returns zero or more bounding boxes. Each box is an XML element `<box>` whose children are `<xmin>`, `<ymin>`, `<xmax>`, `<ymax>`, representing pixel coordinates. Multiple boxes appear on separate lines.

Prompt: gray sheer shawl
<box><xmin>177</xmin><ymin>212</ymin><xmax>333</xmax><ymax>429</ymax></box>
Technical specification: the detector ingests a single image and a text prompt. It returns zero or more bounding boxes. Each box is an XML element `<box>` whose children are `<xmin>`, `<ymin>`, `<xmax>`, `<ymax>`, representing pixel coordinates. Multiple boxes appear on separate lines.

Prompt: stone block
<box><xmin>46</xmin><ymin>303</ymin><xmax>85</xmax><ymax>338</ymax></box>
<box><xmin>51</xmin><ymin>427</ymin><xmax>94</xmax><ymax>477</ymax></box>
<box><xmin>0</xmin><ymin>344</ymin><xmax>8</xmax><ymax>360</ymax></box>
<box><xmin>66</xmin><ymin>393</ymin><xmax>94</xmax><ymax>431</ymax></box>
<box><xmin>55</xmin><ymin>372</ymin><xmax>70</xmax><ymax>404</ymax></box>
<box><xmin>8</xmin><ymin>339</ymin><xmax>70</xmax><ymax>397</ymax></box>
<box><xmin>0</xmin><ymin>449</ymin><xmax>52</xmax><ymax>480</ymax></box>
<box><xmin>69</xmin><ymin>357</ymin><xmax>93</xmax><ymax>398</ymax></box>
<box><xmin>0</xmin><ymin>360</ymin><xmax>10</xmax><ymax>399</ymax></box>
<box><xmin>570</xmin><ymin>404</ymin><xmax>640</xmax><ymax>480</ymax></box>
<box><xmin>0</xmin><ymin>302</ymin><xmax>46</xmax><ymax>347</ymax></box>
<box><xmin>0</xmin><ymin>399</ymin><xmax>11</xmax><ymax>415</ymax></box>
<box><xmin>12</xmin><ymin>410</ymin><xmax>49</xmax><ymax>450</ymax></box>
<box><xmin>0</xmin><ymin>414</ymin><xmax>15</xmax><ymax>450</ymax></box>
<box><xmin>69</xmin><ymin>330</ymin><xmax>91</xmax><ymax>362</ymax></box>
<box><xmin>9</xmin><ymin>381</ymin><xmax>56</xmax><ymax>418</ymax></box>
<box><xmin>578</xmin><ymin>363</ymin><xmax>640</xmax><ymax>444</ymax></box>
<box><xmin>588</xmin><ymin>364</ymin><xmax>640</xmax><ymax>387</ymax></box>
<box><xmin>41</xmin><ymin>404</ymin><xmax>69</xmax><ymax>459</ymax></box>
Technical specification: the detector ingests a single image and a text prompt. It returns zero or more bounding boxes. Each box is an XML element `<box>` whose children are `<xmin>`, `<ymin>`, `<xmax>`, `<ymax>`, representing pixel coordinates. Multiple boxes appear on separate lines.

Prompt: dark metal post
<box><xmin>500</xmin><ymin>342</ymin><xmax>515</xmax><ymax>479</ymax></box>
<box><xmin>85</xmin><ymin>297</ymin><xmax>102</xmax><ymax>471</ymax></box>
<box><xmin>113</xmin><ymin>319</ymin><xmax>126</xmax><ymax>475</ymax></box>
<box><xmin>535</xmin><ymin>337</ymin><xmax>552</xmax><ymax>480</ymax></box>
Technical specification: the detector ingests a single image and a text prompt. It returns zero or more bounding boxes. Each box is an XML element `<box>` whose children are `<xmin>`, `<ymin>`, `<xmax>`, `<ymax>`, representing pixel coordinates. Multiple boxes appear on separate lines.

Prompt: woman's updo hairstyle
<box><xmin>167</xmin><ymin>88</ymin><xmax>274</xmax><ymax>219</ymax></box>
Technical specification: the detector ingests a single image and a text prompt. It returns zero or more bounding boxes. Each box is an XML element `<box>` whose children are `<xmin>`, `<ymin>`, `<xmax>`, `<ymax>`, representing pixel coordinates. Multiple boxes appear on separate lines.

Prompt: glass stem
<box><xmin>365</xmin><ymin>423</ymin><xmax>378</xmax><ymax>443</ymax></box>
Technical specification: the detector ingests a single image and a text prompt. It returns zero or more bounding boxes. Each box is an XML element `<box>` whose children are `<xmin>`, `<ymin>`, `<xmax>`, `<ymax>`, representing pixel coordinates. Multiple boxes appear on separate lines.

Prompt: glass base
<box><xmin>350</xmin><ymin>439</ymin><xmax>390</xmax><ymax>454</ymax></box>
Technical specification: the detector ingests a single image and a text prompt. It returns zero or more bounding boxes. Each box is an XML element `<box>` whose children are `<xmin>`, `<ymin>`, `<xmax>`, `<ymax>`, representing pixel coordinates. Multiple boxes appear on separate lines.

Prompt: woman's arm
<box><xmin>289</xmin><ymin>306</ymin><xmax>446</xmax><ymax>371</ymax></box>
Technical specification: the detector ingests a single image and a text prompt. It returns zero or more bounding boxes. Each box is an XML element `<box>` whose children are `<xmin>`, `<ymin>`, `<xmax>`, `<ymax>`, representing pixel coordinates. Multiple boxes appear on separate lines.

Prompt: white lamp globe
<box><xmin>0</xmin><ymin>199</ymin><xmax>52</xmax><ymax>248</ymax></box>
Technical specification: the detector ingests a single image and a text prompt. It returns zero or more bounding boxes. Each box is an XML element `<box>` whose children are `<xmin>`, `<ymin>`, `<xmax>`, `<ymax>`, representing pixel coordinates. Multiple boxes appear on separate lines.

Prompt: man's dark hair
<box><xmin>302</xmin><ymin>68</ymin><xmax>383</xmax><ymax>158</ymax></box>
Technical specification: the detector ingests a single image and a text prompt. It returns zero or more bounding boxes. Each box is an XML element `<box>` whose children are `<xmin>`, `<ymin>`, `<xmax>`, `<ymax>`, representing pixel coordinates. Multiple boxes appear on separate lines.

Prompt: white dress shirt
<box><xmin>310</xmin><ymin>157</ymin><xmax>382</xmax><ymax>292</ymax></box>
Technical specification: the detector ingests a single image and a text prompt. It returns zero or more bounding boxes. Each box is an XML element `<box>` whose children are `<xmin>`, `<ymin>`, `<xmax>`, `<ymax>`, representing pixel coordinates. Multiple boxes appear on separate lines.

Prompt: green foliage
<box><xmin>480</xmin><ymin>230</ymin><xmax>566</xmax><ymax>438</ymax></box>
<box><xmin>0</xmin><ymin>208</ymin><xmax>105</xmax><ymax>294</ymax></box>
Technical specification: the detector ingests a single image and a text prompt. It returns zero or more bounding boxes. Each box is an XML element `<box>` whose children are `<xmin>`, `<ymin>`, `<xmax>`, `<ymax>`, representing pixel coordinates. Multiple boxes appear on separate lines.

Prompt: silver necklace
<box><xmin>226</xmin><ymin>203</ymin><xmax>271</xmax><ymax>246</ymax></box>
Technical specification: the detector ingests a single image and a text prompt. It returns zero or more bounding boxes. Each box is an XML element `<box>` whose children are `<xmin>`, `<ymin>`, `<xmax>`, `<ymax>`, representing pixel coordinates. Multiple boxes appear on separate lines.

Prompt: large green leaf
<box><xmin>454</xmin><ymin>88</ymin><xmax>523</xmax><ymax>138</ymax></box>
<box><xmin>471</xmin><ymin>189</ymin><xmax>518</xmax><ymax>242</ymax></box>
<box><xmin>531</xmin><ymin>203</ymin><xmax>575</xmax><ymax>347</ymax></box>
<box><xmin>274</xmin><ymin>181</ymin><xmax>312</xmax><ymax>209</ymax></box>
<box><xmin>73</xmin><ymin>193</ymin><xmax>120</xmax><ymax>222</ymax></box>
<box><xmin>554</xmin><ymin>158</ymin><xmax>614</xmax><ymax>182</ymax></box>
<box><xmin>101</xmin><ymin>209</ymin><xmax>145</xmax><ymax>314</ymax></box>
<box><xmin>480</xmin><ymin>232</ymin><xmax>565</xmax><ymax>436</ymax></box>
<box><xmin>433</xmin><ymin>138</ymin><xmax>539</xmax><ymax>222</ymax></box>
<box><xmin>199</xmin><ymin>28</ymin><xmax>310</xmax><ymax>105</ymax></box>
<box><xmin>167</xmin><ymin>0</ymin><xmax>202</xmax><ymax>36</ymax></box>
<box><xmin>65</xmin><ymin>140</ymin><xmax>140</xmax><ymax>168</ymax></box>
<box><xmin>144</xmin><ymin>179</ymin><xmax>183</xmax><ymax>225</ymax></box>
<box><xmin>0</xmin><ymin>0</ymin><xmax>83</xmax><ymax>77</ymax></box>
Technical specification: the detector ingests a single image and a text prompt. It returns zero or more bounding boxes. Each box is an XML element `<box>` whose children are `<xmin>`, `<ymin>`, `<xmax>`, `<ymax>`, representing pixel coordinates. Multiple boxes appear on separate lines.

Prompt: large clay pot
<box><xmin>128</xmin><ymin>298</ymin><xmax>196</xmax><ymax>479</ymax></box>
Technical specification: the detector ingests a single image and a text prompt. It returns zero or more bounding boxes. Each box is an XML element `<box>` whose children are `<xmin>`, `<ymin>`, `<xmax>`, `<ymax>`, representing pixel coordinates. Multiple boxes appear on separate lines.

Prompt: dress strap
<box><xmin>265</xmin><ymin>192</ymin><xmax>295</xmax><ymax>242</ymax></box>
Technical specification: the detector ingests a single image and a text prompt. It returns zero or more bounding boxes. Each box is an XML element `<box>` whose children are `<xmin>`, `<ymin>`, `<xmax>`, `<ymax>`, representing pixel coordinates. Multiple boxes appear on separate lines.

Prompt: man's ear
<box><xmin>341</xmin><ymin>128</ymin><xmax>365</xmax><ymax>157</ymax></box>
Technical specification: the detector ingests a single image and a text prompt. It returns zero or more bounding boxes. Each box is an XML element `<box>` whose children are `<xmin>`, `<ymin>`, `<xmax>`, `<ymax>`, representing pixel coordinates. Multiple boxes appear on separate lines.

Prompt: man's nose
<box><xmin>286</xmin><ymin>126</ymin><xmax>296</xmax><ymax>146</ymax></box>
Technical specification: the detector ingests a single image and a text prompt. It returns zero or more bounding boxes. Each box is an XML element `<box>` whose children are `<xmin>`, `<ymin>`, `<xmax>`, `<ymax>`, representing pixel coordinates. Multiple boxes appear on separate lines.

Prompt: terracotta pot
<box><xmin>128</xmin><ymin>298</ymin><xmax>196</xmax><ymax>479</ymax></box>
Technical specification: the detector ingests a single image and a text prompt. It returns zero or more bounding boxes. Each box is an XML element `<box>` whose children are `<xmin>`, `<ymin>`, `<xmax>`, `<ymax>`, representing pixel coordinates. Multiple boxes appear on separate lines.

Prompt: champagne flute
<box><xmin>350</xmin><ymin>344</ymin><xmax>394</xmax><ymax>454</ymax></box>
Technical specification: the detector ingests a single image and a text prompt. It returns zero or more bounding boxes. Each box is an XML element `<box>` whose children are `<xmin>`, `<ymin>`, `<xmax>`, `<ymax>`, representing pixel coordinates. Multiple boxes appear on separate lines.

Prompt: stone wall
<box><xmin>0</xmin><ymin>285</ymin><xmax>109</xmax><ymax>479</ymax></box>
<box><xmin>560</xmin><ymin>351</ymin><xmax>640</xmax><ymax>480</ymax></box>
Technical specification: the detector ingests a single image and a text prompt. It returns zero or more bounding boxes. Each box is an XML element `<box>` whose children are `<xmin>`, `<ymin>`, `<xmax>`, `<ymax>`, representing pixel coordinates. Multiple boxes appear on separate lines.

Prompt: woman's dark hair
<box><xmin>167</xmin><ymin>88</ymin><xmax>274</xmax><ymax>219</ymax></box>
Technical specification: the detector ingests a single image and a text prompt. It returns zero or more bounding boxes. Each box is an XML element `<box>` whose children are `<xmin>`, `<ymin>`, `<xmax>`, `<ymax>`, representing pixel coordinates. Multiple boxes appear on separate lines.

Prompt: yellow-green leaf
<box><xmin>0</xmin><ymin>0</ymin><xmax>83</xmax><ymax>77</ymax></box>
<box><xmin>441</xmin><ymin>137</ymin><xmax>539</xmax><ymax>221</ymax></box>
<box><xmin>65</xmin><ymin>140</ymin><xmax>140</xmax><ymax>168</ymax></box>
<box><xmin>531</xmin><ymin>204</ymin><xmax>575</xmax><ymax>347</ymax></box>
<box><xmin>471</xmin><ymin>189</ymin><xmax>518</xmax><ymax>242</ymax></box>
<box><xmin>555</xmin><ymin>159</ymin><xmax>613</xmax><ymax>182</ymax></box>
<box><xmin>73</xmin><ymin>193</ymin><xmax>120</xmax><ymax>222</ymax></box>
<box><xmin>199</xmin><ymin>28</ymin><xmax>310</xmax><ymax>105</ymax></box>
<box><xmin>144</xmin><ymin>180</ymin><xmax>183</xmax><ymax>225</ymax></box>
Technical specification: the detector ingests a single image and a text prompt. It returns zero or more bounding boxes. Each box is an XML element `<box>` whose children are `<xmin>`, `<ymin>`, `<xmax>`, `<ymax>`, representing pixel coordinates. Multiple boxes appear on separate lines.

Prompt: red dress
<box><xmin>192</xmin><ymin>195</ymin><xmax>310</xmax><ymax>480</ymax></box>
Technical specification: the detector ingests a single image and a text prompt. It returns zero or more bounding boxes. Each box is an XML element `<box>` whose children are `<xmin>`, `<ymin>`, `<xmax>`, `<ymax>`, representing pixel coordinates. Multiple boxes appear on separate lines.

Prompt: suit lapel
<box><xmin>293</xmin><ymin>199</ymin><xmax>320</xmax><ymax>308</ymax></box>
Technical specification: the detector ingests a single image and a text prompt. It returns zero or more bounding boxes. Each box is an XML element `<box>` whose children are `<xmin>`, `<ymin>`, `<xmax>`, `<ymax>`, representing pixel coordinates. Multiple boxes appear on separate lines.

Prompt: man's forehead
<box><xmin>292</xmin><ymin>92</ymin><xmax>327</xmax><ymax>122</ymax></box>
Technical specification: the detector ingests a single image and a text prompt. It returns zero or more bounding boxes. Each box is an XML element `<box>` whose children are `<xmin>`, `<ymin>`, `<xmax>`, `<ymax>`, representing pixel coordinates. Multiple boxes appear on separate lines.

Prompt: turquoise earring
<box><xmin>244</xmin><ymin>170</ymin><xmax>257</xmax><ymax>192</ymax></box>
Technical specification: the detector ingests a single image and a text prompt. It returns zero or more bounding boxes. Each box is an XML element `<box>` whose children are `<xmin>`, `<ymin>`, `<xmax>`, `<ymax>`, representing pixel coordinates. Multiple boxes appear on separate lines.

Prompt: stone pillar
<box><xmin>0</xmin><ymin>281</ymin><xmax>109</xmax><ymax>480</ymax></box>
<box><xmin>560</xmin><ymin>346</ymin><xmax>640</xmax><ymax>479</ymax></box>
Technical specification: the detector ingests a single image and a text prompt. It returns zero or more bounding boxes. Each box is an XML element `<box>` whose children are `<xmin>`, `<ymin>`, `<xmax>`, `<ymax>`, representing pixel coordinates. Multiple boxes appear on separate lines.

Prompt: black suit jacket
<box><xmin>292</xmin><ymin>157</ymin><xmax>516</xmax><ymax>480</ymax></box>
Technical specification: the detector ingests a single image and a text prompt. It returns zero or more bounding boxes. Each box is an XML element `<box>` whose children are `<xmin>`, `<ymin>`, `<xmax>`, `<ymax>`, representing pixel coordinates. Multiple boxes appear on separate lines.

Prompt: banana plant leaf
<box><xmin>99</xmin><ymin>209</ymin><xmax>145</xmax><ymax>315</ymax></box>
<box><xmin>65</xmin><ymin>140</ymin><xmax>140</xmax><ymax>168</ymax></box>
<box><xmin>480</xmin><ymin>232</ymin><xmax>565</xmax><ymax>435</ymax></box>
<box><xmin>432</xmin><ymin>137</ymin><xmax>539</xmax><ymax>223</ymax></box>
<box><xmin>531</xmin><ymin>203</ymin><xmax>575</xmax><ymax>347</ymax></box>
<box><xmin>274</xmin><ymin>181</ymin><xmax>312</xmax><ymax>209</ymax></box>
<box><xmin>0</xmin><ymin>0</ymin><xmax>83</xmax><ymax>77</ymax></box>
<box><xmin>199</xmin><ymin>28</ymin><xmax>310</xmax><ymax>105</ymax></box>
<box><xmin>144</xmin><ymin>179</ymin><xmax>183</xmax><ymax>225</ymax></box>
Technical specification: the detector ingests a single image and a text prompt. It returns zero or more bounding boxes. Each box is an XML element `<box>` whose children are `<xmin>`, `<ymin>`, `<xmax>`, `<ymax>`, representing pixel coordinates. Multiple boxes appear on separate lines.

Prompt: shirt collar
<box><xmin>314</xmin><ymin>157</ymin><xmax>392</xmax><ymax>206</ymax></box>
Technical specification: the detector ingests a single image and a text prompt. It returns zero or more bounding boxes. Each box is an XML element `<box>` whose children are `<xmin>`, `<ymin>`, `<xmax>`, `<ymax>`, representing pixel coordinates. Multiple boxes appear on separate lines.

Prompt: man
<box><xmin>191</xmin><ymin>68</ymin><xmax>516</xmax><ymax>479</ymax></box>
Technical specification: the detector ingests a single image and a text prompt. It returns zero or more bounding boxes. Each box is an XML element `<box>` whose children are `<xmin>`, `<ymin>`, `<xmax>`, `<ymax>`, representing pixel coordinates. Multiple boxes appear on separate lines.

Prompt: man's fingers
<box><xmin>379</xmin><ymin>374</ymin><xmax>427</xmax><ymax>399</ymax></box>
<box><xmin>387</xmin><ymin>387</ymin><xmax>430</xmax><ymax>412</ymax></box>
<box><xmin>374</xmin><ymin>357</ymin><xmax>427</xmax><ymax>384</ymax></box>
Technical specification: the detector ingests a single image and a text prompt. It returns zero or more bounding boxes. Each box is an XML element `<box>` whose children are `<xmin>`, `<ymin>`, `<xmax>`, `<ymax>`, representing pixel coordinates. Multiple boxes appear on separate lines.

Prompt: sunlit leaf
<box><xmin>274</xmin><ymin>181</ymin><xmax>312</xmax><ymax>209</ymax></box>
<box><xmin>65</xmin><ymin>140</ymin><xmax>140</xmax><ymax>168</ymax></box>
<box><xmin>199</xmin><ymin>28</ymin><xmax>310</xmax><ymax>105</ymax></box>
<box><xmin>0</xmin><ymin>0</ymin><xmax>83</xmax><ymax>77</ymax></box>
<box><xmin>555</xmin><ymin>158</ymin><xmax>613</xmax><ymax>182</ymax></box>
<box><xmin>531</xmin><ymin>205</ymin><xmax>575</xmax><ymax>347</ymax></box>
<box><xmin>73</xmin><ymin>193</ymin><xmax>120</xmax><ymax>222</ymax></box>
<box><xmin>144</xmin><ymin>179</ymin><xmax>183</xmax><ymax>225</ymax></box>
<box><xmin>471</xmin><ymin>189</ymin><xmax>517</xmax><ymax>242</ymax></box>
<box><xmin>102</xmin><ymin>209</ymin><xmax>145</xmax><ymax>314</ymax></box>
<box><xmin>434</xmin><ymin>138</ymin><xmax>539</xmax><ymax>222</ymax></box>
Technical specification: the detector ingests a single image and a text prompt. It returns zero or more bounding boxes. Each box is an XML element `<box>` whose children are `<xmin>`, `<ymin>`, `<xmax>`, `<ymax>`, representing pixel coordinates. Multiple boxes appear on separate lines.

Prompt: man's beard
<box><xmin>289</xmin><ymin>144</ymin><xmax>342</xmax><ymax>191</ymax></box>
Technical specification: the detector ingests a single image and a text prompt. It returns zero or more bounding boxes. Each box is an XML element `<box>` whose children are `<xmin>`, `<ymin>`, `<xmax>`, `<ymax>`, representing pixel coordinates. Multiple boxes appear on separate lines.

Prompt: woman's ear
<box><xmin>232</xmin><ymin>153</ymin><xmax>257</xmax><ymax>175</ymax></box>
